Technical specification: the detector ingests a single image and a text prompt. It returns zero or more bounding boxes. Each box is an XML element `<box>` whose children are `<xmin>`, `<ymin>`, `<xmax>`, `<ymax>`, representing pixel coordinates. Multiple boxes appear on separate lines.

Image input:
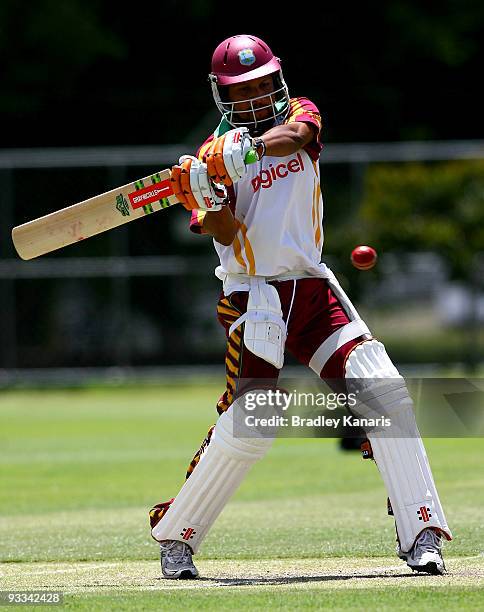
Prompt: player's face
<box><xmin>227</xmin><ymin>75</ymin><xmax>275</xmax><ymax>122</ymax></box>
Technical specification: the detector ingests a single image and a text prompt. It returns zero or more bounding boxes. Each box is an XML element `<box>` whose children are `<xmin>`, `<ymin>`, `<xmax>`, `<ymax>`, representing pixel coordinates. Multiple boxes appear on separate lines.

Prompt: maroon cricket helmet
<box><xmin>210</xmin><ymin>34</ymin><xmax>283</xmax><ymax>86</ymax></box>
<box><xmin>209</xmin><ymin>34</ymin><xmax>290</xmax><ymax>135</ymax></box>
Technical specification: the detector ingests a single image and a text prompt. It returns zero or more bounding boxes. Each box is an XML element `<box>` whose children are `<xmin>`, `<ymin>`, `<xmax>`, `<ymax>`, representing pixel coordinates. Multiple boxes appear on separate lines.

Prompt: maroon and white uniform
<box><xmin>151</xmin><ymin>34</ymin><xmax>451</xmax><ymax>565</ymax></box>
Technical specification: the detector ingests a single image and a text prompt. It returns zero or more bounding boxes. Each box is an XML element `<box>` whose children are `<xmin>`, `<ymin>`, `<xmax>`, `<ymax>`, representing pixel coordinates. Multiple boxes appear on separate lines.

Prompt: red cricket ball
<box><xmin>351</xmin><ymin>245</ymin><xmax>378</xmax><ymax>270</ymax></box>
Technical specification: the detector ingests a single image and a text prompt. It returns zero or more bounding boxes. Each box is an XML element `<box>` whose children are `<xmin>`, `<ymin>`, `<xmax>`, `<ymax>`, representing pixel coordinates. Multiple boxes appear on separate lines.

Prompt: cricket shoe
<box><xmin>160</xmin><ymin>540</ymin><xmax>199</xmax><ymax>579</ymax></box>
<box><xmin>400</xmin><ymin>528</ymin><xmax>446</xmax><ymax>575</ymax></box>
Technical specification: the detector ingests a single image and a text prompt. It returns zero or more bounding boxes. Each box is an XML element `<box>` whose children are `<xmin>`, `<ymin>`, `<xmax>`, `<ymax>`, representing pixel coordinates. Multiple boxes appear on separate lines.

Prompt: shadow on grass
<box><xmin>178</xmin><ymin>572</ymin><xmax>422</xmax><ymax>586</ymax></box>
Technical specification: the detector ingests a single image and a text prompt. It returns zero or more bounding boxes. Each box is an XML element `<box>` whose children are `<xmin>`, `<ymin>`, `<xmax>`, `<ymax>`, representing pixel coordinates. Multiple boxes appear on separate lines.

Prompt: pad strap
<box><xmin>309</xmin><ymin>319</ymin><xmax>370</xmax><ymax>375</ymax></box>
<box><xmin>228</xmin><ymin>311</ymin><xmax>286</xmax><ymax>338</ymax></box>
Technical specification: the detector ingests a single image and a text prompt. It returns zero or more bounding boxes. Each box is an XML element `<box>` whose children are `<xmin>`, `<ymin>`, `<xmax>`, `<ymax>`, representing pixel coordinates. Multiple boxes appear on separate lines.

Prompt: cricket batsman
<box><xmin>149</xmin><ymin>34</ymin><xmax>452</xmax><ymax>578</ymax></box>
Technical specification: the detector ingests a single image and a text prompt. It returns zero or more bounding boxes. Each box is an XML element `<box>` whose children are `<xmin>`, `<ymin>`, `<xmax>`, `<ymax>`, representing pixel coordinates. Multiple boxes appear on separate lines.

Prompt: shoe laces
<box><xmin>415</xmin><ymin>529</ymin><xmax>442</xmax><ymax>554</ymax></box>
<box><xmin>160</xmin><ymin>540</ymin><xmax>192</xmax><ymax>564</ymax></box>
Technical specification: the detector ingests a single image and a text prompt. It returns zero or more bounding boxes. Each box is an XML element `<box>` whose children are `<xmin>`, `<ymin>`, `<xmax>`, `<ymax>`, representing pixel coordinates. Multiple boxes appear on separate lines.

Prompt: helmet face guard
<box><xmin>209</xmin><ymin>71</ymin><xmax>289</xmax><ymax>135</ymax></box>
<box><xmin>209</xmin><ymin>35</ymin><xmax>290</xmax><ymax>135</ymax></box>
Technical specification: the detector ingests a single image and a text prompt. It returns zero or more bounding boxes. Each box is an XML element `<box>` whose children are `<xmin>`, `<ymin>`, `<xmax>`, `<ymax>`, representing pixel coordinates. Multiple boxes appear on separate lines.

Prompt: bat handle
<box><xmin>244</xmin><ymin>149</ymin><xmax>259</xmax><ymax>164</ymax></box>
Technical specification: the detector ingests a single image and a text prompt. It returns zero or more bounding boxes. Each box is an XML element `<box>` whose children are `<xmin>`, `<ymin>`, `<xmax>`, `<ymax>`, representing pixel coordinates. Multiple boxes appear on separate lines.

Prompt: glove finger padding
<box><xmin>194</xmin><ymin>162</ymin><xmax>220</xmax><ymax>210</ymax></box>
<box><xmin>179</xmin><ymin>159</ymin><xmax>201</xmax><ymax>210</ymax></box>
<box><xmin>214</xmin><ymin>137</ymin><xmax>231</xmax><ymax>185</ymax></box>
<box><xmin>206</xmin><ymin>128</ymin><xmax>254</xmax><ymax>186</ymax></box>
<box><xmin>206</xmin><ymin>136</ymin><xmax>231</xmax><ymax>186</ymax></box>
<box><xmin>170</xmin><ymin>165</ymin><xmax>190</xmax><ymax>209</ymax></box>
<box><xmin>177</xmin><ymin>155</ymin><xmax>225</xmax><ymax>211</ymax></box>
<box><xmin>223</xmin><ymin>129</ymin><xmax>251</xmax><ymax>181</ymax></box>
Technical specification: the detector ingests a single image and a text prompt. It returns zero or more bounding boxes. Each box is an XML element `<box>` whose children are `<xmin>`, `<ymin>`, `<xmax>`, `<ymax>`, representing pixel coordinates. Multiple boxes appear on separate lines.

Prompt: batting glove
<box><xmin>171</xmin><ymin>156</ymin><xmax>226</xmax><ymax>212</ymax></box>
<box><xmin>205</xmin><ymin>127</ymin><xmax>254</xmax><ymax>186</ymax></box>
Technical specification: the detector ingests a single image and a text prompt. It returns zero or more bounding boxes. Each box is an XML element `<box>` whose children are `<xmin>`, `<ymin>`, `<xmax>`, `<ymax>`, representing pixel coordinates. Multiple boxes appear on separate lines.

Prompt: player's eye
<box><xmin>260</xmin><ymin>80</ymin><xmax>273</xmax><ymax>92</ymax></box>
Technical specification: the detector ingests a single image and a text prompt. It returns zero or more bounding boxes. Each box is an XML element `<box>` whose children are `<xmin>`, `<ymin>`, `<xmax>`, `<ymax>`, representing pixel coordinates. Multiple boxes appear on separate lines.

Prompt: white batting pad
<box><xmin>345</xmin><ymin>340</ymin><xmax>452</xmax><ymax>552</ymax></box>
<box><xmin>151</xmin><ymin>396</ymin><xmax>274</xmax><ymax>554</ymax></box>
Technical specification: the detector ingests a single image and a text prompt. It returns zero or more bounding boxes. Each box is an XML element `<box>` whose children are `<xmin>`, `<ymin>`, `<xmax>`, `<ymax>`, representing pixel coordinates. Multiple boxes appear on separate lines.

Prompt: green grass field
<box><xmin>0</xmin><ymin>385</ymin><xmax>483</xmax><ymax>610</ymax></box>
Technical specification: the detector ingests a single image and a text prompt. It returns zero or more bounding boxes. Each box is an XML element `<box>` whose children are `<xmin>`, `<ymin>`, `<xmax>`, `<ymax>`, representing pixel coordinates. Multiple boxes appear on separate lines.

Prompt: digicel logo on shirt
<box><xmin>251</xmin><ymin>152</ymin><xmax>305</xmax><ymax>192</ymax></box>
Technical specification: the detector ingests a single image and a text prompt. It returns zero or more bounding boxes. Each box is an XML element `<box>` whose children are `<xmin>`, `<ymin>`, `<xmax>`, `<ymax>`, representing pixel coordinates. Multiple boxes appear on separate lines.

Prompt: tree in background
<box><xmin>360</xmin><ymin>161</ymin><xmax>484</xmax><ymax>281</ymax></box>
<box><xmin>358</xmin><ymin>160</ymin><xmax>484</xmax><ymax>368</ymax></box>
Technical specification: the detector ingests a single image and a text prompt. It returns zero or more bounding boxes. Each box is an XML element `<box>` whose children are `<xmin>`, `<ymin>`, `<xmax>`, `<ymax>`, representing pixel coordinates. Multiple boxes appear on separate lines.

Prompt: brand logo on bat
<box><xmin>251</xmin><ymin>152</ymin><xmax>305</xmax><ymax>192</ymax></box>
<box><xmin>128</xmin><ymin>180</ymin><xmax>173</xmax><ymax>209</ymax></box>
<box><xmin>115</xmin><ymin>194</ymin><xmax>130</xmax><ymax>216</ymax></box>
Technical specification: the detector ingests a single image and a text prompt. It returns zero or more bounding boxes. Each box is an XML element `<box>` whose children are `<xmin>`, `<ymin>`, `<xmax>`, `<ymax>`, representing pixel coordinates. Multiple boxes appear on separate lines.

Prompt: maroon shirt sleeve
<box><xmin>285</xmin><ymin>97</ymin><xmax>323</xmax><ymax>161</ymax></box>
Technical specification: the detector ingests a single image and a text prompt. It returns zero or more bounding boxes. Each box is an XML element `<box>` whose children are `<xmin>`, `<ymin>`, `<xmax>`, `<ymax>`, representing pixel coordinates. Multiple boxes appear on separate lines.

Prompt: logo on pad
<box><xmin>417</xmin><ymin>506</ymin><xmax>432</xmax><ymax>522</ymax></box>
<box><xmin>180</xmin><ymin>527</ymin><xmax>196</xmax><ymax>541</ymax></box>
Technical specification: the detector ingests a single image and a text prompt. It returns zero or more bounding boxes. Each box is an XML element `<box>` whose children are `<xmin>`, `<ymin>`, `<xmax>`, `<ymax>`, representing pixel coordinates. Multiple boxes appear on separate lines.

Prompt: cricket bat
<box><xmin>11</xmin><ymin>169</ymin><xmax>178</xmax><ymax>260</ymax></box>
<box><xmin>11</xmin><ymin>151</ymin><xmax>258</xmax><ymax>260</ymax></box>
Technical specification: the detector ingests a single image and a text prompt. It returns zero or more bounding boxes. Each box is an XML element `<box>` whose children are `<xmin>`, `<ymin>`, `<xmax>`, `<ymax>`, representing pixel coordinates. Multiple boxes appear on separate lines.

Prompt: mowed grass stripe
<box><xmin>1</xmin><ymin>558</ymin><xmax>483</xmax><ymax>611</ymax></box>
<box><xmin>62</xmin><ymin>588</ymin><xmax>484</xmax><ymax>612</ymax></box>
<box><xmin>1</xmin><ymin>491</ymin><xmax>481</xmax><ymax>563</ymax></box>
<box><xmin>1</xmin><ymin>557</ymin><xmax>482</xmax><ymax>591</ymax></box>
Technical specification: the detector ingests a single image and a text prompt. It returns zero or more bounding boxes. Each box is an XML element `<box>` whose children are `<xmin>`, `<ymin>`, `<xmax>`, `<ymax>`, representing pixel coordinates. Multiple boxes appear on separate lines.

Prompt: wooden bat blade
<box><xmin>12</xmin><ymin>169</ymin><xmax>177</xmax><ymax>260</ymax></box>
